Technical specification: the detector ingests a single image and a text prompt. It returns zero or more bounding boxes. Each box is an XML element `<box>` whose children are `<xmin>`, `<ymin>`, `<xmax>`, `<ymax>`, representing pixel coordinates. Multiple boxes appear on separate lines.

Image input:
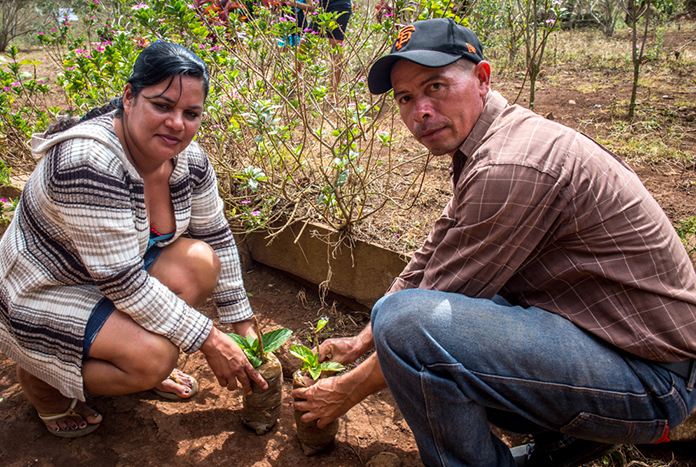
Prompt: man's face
<box><xmin>391</xmin><ymin>59</ymin><xmax>490</xmax><ymax>157</ymax></box>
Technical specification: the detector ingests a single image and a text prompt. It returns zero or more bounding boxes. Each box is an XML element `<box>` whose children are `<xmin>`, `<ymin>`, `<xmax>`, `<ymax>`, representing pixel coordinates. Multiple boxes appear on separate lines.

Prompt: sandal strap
<box><xmin>38</xmin><ymin>398</ymin><xmax>79</xmax><ymax>421</ymax></box>
<box><xmin>168</xmin><ymin>371</ymin><xmax>182</xmax><ymax>385</ymax></box>
<box><xmin>168</xmin><ymin>369</ymin><xmax>195</xmax><ymax>388</ymax></box>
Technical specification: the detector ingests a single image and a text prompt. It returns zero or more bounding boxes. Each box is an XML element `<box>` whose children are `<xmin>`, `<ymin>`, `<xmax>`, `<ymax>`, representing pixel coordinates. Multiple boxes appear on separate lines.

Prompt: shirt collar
<box><xmin>458</xmin><ymin>91</ymin><xmax>508</xmax><ymax>159</ymax></box>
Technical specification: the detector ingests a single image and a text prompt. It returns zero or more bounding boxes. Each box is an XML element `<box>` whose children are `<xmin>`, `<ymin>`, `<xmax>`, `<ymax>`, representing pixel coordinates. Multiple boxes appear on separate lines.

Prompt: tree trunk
<box><xmin>628</xmin><ymin>61</ymin><xmax>640</xmax><ymax>120</ymax></box>
<box><xmin>529</xmin><ymin>63</ymin><xmax>539</xmax><ymax>110</ymax></box>
<box><xmin>627</xmin><ymin>0</ymin><xmax>651</xmax><ymax>120</ymax></box>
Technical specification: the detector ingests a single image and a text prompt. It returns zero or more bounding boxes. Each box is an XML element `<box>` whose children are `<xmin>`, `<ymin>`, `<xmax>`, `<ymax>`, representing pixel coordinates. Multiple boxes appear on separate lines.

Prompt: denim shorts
<box><xmin>82</xmin><ymin>239</ymin><xmax>170</xmax><ymax>359</ymax></box>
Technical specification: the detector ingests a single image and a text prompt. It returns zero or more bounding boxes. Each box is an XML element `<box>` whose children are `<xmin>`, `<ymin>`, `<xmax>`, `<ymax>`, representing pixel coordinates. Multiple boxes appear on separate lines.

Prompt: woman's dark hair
<box><xmin>47</xmin><ymin>41</ymin><xmax>209</xmax><ymax>135</ymax></box>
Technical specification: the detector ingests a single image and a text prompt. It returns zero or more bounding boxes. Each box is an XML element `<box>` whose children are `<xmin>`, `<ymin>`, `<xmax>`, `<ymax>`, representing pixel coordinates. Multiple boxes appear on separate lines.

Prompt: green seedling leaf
<box><xmin>229</xmin><ymin>332</ymin><xmax>252</xmax><ymax>351</ymax></box>
<box><xmin>316</xmin><ymin>318</ymin><xmax>328</xmax><ymax>333</ymax></box>
<box><xmin>262</xmin><ymin>328</ymin><xmax>292</xmax><ymax>353</ymax></box>
<box><xmin>319</xmin><ymin>361</ymin><xmax>344</xmax><ymax>372</ymax></box>
<box><xmin>247</xmin><ymin>354</ymin><xmax>263</xmax><ymax>368</ymax></box>
<box><xmin>228</xmin><ymin>328</ymin><xmax>291</xmax><ymax>368</ymax></box>
<box><xmin>290</xmin><ymin>345</ymin><xmax>318</xmax><ymax>366</ymax></box>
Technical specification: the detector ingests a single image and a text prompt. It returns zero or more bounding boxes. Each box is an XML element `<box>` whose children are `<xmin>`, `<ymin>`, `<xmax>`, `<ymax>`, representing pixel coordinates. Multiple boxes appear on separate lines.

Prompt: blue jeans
<box><xmin>371</xmin><ymin>289</ymin><xmax>696</xmax><ymax>467</ymax></box>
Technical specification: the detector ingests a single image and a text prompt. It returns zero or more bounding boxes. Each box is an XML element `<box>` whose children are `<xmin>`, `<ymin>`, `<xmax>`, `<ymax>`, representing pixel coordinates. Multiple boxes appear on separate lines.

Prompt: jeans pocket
<box><xmin>561</xmin><ymin>412</ymin><xmax>667</xmax><ymax>444</ymax></box>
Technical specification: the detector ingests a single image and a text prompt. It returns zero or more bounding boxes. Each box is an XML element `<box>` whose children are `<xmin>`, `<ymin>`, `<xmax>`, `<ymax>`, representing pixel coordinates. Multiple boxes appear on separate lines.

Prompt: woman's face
<box><xmin>122</xmin><ymin>74</ymin><xmax>206</xmax><ymax>166</ymax></box>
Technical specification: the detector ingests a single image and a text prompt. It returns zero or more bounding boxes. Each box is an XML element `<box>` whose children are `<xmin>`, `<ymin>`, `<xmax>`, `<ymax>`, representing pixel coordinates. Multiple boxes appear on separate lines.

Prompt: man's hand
<box><xmin>291</xmin><ymin>373</ymin><xmax>355</xmax><ymax>429</ymax></box>
<box><xmin>291</xmin><ymin>353</ymin><xmax>388</xmax><ymax>428</ymax></box>
<box><xmin>318</xmin><ymin>325</ymin><xmax>375</xmax><ymax>365</ymax></box>
<box><xmin>317</xmin><ymin>336</ymin><xmax>362</xmax><ymax>365</ymax></box>
<box><xmin>200</xmin><ymin>326</ymin><xmax>268</xmax><ymax>395</ymax></box>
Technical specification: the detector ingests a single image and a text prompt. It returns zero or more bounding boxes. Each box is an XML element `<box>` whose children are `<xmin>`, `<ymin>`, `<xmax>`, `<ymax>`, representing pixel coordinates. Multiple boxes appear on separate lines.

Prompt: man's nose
<box><xmin>412</xmin><ymin>97</ymin><xmax>433</xmax><ymax>121</ymax></box>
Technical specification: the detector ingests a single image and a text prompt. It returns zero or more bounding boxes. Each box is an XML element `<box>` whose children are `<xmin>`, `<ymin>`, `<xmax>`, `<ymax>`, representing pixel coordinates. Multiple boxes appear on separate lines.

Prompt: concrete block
<box><xmin>235</xmin><ymin>221</ymin><xmax>410</xmax><ymax>308</ymax></box>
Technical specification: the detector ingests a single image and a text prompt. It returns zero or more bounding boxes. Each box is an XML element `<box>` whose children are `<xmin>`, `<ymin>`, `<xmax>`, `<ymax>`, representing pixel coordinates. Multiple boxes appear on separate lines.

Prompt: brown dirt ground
<box><xmin>2</xmin><ymin>22</ymin><xmax>696</xmax><ymax>467</ymax></box>
<box><xmin>1</xmin><ymin>263</ymin><xmax>695</xmax><ymax>466</ymax></box>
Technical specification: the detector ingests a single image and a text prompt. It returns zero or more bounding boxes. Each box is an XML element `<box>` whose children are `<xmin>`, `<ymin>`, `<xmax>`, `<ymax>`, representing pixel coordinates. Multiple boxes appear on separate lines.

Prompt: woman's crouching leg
<box><xmin>83</xmin><ymin>310</ymin><xmax>180</xmax><ymax>395</ymax></box>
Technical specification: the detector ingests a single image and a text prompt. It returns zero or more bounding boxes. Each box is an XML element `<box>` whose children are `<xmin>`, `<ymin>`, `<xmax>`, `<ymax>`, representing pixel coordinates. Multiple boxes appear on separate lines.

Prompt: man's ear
<box><xmin>475</xmin><ymin>61</ymin><xmax>491</xmax><ymax>95</ymax></box>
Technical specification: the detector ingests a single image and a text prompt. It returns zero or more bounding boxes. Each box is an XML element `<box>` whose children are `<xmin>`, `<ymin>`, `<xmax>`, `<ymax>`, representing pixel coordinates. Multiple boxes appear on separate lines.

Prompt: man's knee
<box><xmin>372</xmin><ymin>290</ymin><xmax>425</xmax><ymax>351</ymax></box>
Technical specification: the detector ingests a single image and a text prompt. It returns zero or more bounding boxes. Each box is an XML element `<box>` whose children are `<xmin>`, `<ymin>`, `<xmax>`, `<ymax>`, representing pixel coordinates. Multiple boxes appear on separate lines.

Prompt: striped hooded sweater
<box><xmin>0</xmin><ymin>112</ymin><xmax>252</xmax><ymax>400</ymax></box>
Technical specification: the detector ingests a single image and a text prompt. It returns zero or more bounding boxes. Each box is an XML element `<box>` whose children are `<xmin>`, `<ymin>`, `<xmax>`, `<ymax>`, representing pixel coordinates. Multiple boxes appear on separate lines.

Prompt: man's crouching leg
<box><xmin>371</xmin><ymin>289</ymin><xmax>696</xmax><ymax>467</ymax></box>
<box><xmin>371</xmin><ymin>289</ymin><xmax>517</xmax><ymax>467</ymax></box>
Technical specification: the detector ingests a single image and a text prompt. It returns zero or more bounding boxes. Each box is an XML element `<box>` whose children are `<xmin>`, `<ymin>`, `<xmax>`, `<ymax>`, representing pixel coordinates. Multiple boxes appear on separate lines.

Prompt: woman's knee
<box><xmin>128</xmin><ymin>338</ymin><xmax>179</xmax><ymax>388</ymax></box>
<box><xmin>151</xmin><ymin>238</ymin><xmax>221</xmax><ymax>306</ymax></box>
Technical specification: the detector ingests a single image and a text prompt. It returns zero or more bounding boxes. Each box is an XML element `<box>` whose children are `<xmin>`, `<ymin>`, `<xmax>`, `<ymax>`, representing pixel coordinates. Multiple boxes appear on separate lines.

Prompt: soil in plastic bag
<box><xmin>292</xmin><ymin>369</ymin><xmax>339</xmax><ymax>456</ymax></box>
<box><xmin>242</xmin><ymin>352</ymin><xmax>283</xmax><ymax>435</ymax></box>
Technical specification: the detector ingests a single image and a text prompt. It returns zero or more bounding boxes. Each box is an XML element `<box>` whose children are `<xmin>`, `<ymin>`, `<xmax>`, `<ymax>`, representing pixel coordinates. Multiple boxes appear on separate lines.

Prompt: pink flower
<box><xmin>251</xmin><ymin>210</ymin><xmax>260</xmax><ymax>216</ymax></box>
<box><xmin>241</xmin><ymin>200</ymin><xmax>250</xmax><ymax>204</ymax></box>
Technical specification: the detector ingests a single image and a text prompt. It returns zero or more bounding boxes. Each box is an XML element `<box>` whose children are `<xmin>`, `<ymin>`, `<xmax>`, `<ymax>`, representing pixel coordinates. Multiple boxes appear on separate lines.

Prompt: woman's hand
<box><xmin>200</xmin><ymin>326</ymin><xmax>267</xmax><ymax>395</ymax></box>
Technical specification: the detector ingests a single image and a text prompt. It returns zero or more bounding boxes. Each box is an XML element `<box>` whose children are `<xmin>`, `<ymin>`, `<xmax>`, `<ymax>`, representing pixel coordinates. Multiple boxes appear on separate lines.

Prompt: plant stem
<box><xmin>253</xmin><ymin>316</ymin><xmax>266</xmax><ymax>364</ymax></box>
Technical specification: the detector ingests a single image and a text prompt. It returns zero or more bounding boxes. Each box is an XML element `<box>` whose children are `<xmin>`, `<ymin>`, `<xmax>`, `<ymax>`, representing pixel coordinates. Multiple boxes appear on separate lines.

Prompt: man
<box><xmin>291</xmin><ymin>18</ymin><xmax>696</xmax><ymax>467</ymax></box>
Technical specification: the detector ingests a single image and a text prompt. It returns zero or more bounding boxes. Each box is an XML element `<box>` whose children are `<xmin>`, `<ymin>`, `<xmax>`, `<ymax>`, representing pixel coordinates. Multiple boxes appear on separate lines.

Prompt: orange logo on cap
<box><xmin>395</xmin><ymin>25</ymin><xmax>416</xmax><ymax>50</ymax></box>
<box><xmin>466</xmin><ymin>43</ymin><xmax>476</xmax><ymax>53</ymax></box>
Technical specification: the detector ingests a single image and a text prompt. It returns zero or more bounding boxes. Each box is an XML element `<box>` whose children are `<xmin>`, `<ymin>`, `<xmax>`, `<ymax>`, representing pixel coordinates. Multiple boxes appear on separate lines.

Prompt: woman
<box><xmin>0</xmin><ymin>41</ymin><xmax>266</xmax><ymax>437</ymax></box>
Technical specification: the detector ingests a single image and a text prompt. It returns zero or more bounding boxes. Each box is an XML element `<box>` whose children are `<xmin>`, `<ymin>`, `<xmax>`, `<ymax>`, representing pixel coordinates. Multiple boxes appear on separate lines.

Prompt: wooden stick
<box><xmin>253</xmin><ymin>316</ymin><xmax>266</xmax><ymax>364</ymax></box>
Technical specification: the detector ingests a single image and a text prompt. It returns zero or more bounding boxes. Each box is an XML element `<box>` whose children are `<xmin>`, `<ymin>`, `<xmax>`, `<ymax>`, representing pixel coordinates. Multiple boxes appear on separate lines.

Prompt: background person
<box><xmin>292</xmin><ymin>18</ymin><xmax>696</xmax><ymax>467</ymax></box>
<box><xmin>308</xmin><ymin>0</ymin><xmax>351</xmax><ymax>99</ymax></box>
<box><xmin>0</xmin><ymin>41</ymin><xmax>266</xmax><ymax>438</ymax></box>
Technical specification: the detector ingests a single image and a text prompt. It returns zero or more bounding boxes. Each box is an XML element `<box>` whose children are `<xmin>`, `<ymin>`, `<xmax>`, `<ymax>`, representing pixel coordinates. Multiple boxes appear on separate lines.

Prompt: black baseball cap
<box><xmin>367</xmin><ymin>18</ymin><xmax>484</xmax><ymax>94</ymax></box>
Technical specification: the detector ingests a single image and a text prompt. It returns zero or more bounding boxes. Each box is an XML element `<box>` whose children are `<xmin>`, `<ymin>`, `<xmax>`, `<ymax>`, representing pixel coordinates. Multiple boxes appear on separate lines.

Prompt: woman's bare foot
<box><xmin>152</xmin><ymin>368</ymin><xmax>198</xmax><ymax>400</ymax></box>
<box><xmin>17</xmin><ymin>366</ymin><xmax>102</xmax><ymax>434</ymax></box>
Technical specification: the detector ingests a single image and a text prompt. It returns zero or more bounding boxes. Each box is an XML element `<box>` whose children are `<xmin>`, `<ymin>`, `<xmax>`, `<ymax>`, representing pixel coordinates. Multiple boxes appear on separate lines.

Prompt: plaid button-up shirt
<box><xmin>389</xmin><ymin>91</ymin><xmax>696</xmax><ymax>362</ymax></box>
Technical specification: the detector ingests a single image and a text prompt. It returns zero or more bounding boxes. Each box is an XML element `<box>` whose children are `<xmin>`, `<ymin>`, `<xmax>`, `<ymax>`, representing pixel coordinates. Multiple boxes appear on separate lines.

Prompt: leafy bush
<box><xmin>0</xmin><ymin>0</ymin><xmax>474</xmax><ymax>236</ymax></box>
<box><xmin>0</xmin><ymin>45</ymin><xmax>54</xmax><ymax>168</ymax></box>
